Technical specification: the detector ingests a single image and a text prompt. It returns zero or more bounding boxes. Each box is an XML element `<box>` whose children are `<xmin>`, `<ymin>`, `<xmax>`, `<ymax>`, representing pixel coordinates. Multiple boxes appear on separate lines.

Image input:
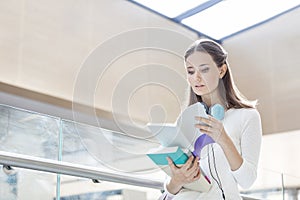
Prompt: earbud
<box><xmin>201</xmin><ymin>102</ymin><xmax>225</xmax><ymax>120</ymax></box>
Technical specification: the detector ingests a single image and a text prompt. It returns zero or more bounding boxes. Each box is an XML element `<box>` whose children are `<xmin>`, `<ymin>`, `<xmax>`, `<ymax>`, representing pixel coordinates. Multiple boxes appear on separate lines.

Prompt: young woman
<box><xmin>159</xmin><ymin>39</ymin><xmax>262</xmax><ymax>200</ymax></box>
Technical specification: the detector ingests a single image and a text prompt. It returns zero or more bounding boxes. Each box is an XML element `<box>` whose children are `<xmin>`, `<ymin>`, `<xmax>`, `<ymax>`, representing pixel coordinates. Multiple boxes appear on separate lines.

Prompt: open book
<box><xmin>146</xmin><ymin>102</ymin><xmax>217</xmax><ymax>192</ymax></box>
<box><xmin>146</xmin><ymin>146</ymin><xmax>211</xmax><ymax>192</ymax></box>
<box><xmin>146</xmin><ymin>102</ymin><xmax>215</xmax><ymax>157</ymax></box>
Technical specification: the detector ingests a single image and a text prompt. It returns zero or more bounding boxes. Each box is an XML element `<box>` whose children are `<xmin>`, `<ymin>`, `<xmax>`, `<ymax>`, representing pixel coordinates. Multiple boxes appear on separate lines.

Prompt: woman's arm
<box><xmin>218</xmin><ymin>129</ymin><xmax>243</xmax><ymax>171</ymax></box>
<box><xmin>229</xmin><ymin>109</ymin><xmax>262</xmax><ymax>188</ymax></box>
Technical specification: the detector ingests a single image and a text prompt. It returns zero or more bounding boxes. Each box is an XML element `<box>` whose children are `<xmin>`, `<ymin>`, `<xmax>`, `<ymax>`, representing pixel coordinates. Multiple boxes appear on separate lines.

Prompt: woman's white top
<box><xmin>159</xmin><ymin>108</ymin><xmax>262</xmax><ymax>200</ymax></box>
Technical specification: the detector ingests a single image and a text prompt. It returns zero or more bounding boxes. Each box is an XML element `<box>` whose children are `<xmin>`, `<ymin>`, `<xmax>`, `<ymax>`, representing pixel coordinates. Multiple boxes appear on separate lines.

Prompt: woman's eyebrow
<box><xmin>187</xmin><ymin>64</ymin><xmax>208</xmax><ymax>69</ymax></box>
<box><xmin>198</xmin><ymin>64</ymin><xmax>209</xmax><ymax>67</ymax></box>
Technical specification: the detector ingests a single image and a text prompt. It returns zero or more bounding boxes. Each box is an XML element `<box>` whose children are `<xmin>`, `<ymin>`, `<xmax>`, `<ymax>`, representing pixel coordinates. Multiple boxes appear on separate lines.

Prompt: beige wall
<box><xmin>223</xmin><ymin>7</ymin><xmax>300</xmax><ymax>134</ymax></box>
<box><xmin>0</xmin><ymin>0</ymin><xmax>197</xmax><ymax>126</ymax></box>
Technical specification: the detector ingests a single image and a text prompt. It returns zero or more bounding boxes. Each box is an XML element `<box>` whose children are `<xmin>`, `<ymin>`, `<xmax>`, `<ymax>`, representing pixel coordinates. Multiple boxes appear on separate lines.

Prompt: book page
<box><xmin>176</xmin><ymin>102</ymin><xmax>209</xmax><ymax>151</ymax></box>
<box><xmin>147</xmin><ymin>123</ymin><xmax>190</xmax><ymax>147</ymax></box>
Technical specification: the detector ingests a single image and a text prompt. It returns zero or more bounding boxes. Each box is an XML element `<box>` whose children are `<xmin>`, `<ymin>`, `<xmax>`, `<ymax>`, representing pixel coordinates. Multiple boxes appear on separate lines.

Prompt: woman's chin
<box><xmin>192</xmin><ymin>88</ymin><xmax>206</xmax><ymax>96</ymax></box>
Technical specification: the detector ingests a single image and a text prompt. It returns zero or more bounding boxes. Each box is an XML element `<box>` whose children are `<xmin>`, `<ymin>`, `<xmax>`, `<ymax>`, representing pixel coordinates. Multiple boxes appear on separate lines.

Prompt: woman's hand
<box><xmin>166</xmin><ymin>156</ymin><xmax>201</xmax><ymax>195</ymax></box>
<box><xmin>195</xmin><ymin>115</ymin><xmax>244</xmax><ymax>171</ymax></box>
<box><xmin>194</xmin><ymin>115</ymin><xmax>228</xmax><ymax>145</ymax></box>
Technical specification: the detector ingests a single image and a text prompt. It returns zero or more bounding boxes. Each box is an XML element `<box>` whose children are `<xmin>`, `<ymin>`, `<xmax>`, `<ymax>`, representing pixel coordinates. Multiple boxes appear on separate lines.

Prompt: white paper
<box><xmin>147</xmin><ymin>102</ymin><xmax>209</xmax><ymax>151</ymax></box>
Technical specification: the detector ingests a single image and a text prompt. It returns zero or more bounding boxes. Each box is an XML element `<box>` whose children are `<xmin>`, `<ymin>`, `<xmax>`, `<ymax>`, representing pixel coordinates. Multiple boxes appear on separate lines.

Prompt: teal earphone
<box><xmin>201</xmin><ymin>102</ymin><xmax>225</xmax><ymax>120</ymax></box>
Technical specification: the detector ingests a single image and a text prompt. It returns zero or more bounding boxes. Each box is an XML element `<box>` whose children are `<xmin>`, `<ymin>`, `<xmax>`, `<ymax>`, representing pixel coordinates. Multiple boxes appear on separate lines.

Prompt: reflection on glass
<box><xmin>0</xmin><ymin>166</ymin><xmax>56</xmax><ymax>200</ymax></box>
<box><xmin>0</xmin><ymin>105</ymin><xmax>59</xmax><ymax>160</ymax></box>
<box><xmin>61</xmin><ymin>120</ymin><xmax>160</xmax><ymax>174</ymax></box>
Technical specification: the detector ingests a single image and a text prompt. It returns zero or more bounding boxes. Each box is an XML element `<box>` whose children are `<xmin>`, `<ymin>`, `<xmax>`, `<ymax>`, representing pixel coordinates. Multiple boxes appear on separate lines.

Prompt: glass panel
<box><xmin>132</xmin><ymin>0</ymin><xmax>207</xmax><ymax>18</ymax></box>
<box><xmin>61</xmin><ymin>120</ymin><xmax>160</xmax><ymax>172</ymax></box>
<box><xmin>240</xmin><ymin>168</ymin><xmax>284</xmax><ymax>199</ymax></box>
<box><xmin>0</xmin><ymin>166</ymin><xmax>57</xmax><ymax>200</ymax></box>
<box><xmin>182</xmin><ymin>0</ymin><xmax>300</xmax><ymax>40</ymax></box>
<box><xmin>282</xmin><ymin>174</ymin><xmax>300</xmax><ymax>200</ymax></box>
<box><xmin>61</xmin><ymin>120</ymin><xmax>165</xmax><ymax>184</ymax></box>
<box><xmin>59</xmin><ymin>174</ymin><xmax>162</xmax><ymax>200</ymax></box>
<box><xmin>0</xmin><ymin>105</ymin><xmax>60</xmax><ymax>160</ymax></box>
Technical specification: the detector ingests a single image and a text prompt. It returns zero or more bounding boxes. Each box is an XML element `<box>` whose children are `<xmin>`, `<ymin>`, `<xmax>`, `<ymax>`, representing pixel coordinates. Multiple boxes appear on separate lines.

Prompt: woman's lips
<box><xmin>195</xmin><ymin>84</ymin><xmax>205</xmax><ymax>88</ymax></box>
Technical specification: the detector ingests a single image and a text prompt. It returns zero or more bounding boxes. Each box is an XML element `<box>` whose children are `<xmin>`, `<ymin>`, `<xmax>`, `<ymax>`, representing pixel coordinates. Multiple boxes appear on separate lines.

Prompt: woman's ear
<box><xmin>219</xmin><ymin>64</ymin><xmax>228</xmax><ymax>79</ymax></box>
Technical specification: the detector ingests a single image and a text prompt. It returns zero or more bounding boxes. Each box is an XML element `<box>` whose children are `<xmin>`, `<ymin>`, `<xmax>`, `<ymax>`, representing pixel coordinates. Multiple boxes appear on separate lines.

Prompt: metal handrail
<box><xmin>0</xmin><ymin>151</ymin><xmax>263</xmax><ymax>199</ymax></box>
<box><xmin>0</xmin><ymin>151</ymin><xmax>163</xmax><ymax>190</ymax></box>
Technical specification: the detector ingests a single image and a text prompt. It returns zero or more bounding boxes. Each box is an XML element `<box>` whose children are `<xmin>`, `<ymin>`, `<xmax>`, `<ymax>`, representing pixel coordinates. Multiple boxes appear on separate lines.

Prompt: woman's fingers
<box><xmin>194</xmin><ymin>124</ymin><xmax>212</xmax><ymax>133</ymax></box>
<box><xmin>185</xmin><ymin>157</ymin><xmax>200</xmax><ymax>177</ymax></box>
<box><xmin>195</xmin><ymin>115</ymin><xmax>225</xmax><ymax>143</ymax></box>
<box><xmin>186</xmin><ymin>166</ymin><xmax>200</xmax><ymax>182</ymax></box>
<box><xmin>167</xmin><ymin>156</ymin><xmax>201</xmax><ymax>184</ymax></box>
<box><xmin>182</xmin><ymin>155</ymin><xmax>194</xmax><ymax>171</ymax></box>
<box><xmin>195</xmin><ymin>116</ymin><xmax>220</xmax><ymax>128</ymax></box>
<box><xmin>192</xmin><ymin>169</ymin><xmax>201</xmax><ymax>181</ymax></box>
<box><xmin>167</xmin><ymin>157</ymin><xmax>177</xmax><ymax>171</ymax></box>
<box><xmin>207</xmin><ymin>115</ymin><xmax>219</xmax><ymax>122</ymax></box>
<box><xmin>195</xmin><ymin>116</ymin><xmax>212</xmax><ymax>126</ymax></box>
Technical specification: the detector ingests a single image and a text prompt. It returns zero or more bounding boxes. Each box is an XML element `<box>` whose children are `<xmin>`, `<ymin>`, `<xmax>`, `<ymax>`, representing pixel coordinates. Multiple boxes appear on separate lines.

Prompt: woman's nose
<box><xmin>195</xmin><ymin>71</ymin><xmax>202</xmax><ymax>81</ymax></box>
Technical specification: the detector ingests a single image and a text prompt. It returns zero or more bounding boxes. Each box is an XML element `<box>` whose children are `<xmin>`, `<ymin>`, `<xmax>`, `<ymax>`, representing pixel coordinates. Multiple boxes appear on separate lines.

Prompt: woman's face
<box><xmin>185</xmin><ymin>51</ymin><xmax>222</xmax><ymax>96</ymax></box>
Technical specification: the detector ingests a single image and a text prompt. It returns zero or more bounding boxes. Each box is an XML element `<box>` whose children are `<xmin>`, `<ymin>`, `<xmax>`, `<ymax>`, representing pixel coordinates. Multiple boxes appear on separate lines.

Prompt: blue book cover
<box><xmin>147</xmin><ymin>146</ymin><xmax>189</xmax><ymax>166</ymax></box>
<box><xmin>146</xmin><ymin>146</ymin><xmax>212</xmax><ymax>192</ymax></box>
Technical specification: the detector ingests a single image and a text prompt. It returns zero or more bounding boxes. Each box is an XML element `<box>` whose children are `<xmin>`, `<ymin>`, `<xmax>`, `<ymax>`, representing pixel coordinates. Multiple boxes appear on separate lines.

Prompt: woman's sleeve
<box><xmin>231</xmin><ymin>109</ymin><xmax>262</xmax><ymax>189</ymax></box>
<box><xmin>158</xmin><ymin>191</ymin><xmax>175</xmax><ymax>200</ymax></box>
<box><xmin>157</xmin><ymin>177</ymin><xmax>176</xmax><ymax>200</ymax></box>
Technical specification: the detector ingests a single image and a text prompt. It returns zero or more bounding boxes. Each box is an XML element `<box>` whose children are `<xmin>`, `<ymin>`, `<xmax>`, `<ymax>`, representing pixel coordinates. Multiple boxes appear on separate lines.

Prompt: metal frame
<box><xmin>127</xmin><ymin>0</ymin><xmax>221</xmax><ymax>43</ymax></box>
<box><xmin>174</xmin><ymin>0</ymin><xmax>222</xmax><ymax>21</ymax></box>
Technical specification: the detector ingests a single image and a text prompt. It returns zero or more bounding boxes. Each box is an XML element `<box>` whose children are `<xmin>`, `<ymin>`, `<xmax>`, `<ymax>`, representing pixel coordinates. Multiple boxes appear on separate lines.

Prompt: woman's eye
<box><xmin>201</xmin><ymin>68</ymin><xmax>209</xmax><ymax>73</ymax></box>
<box><xmin>187</xmin><ymin>71</ymin><xmax>194</xmax><ymax>75</ymax></box>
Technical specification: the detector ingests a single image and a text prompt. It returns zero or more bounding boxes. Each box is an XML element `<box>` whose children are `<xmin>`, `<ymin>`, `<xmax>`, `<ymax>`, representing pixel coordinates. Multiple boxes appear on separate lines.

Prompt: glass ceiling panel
<box><xmin>132</xmin><ymin>0</ymin><xmax>208</xmax><ymax>18</ymax></box>
<box><xmin>182</xmin><ymin>0</ymin><xmax>300</xmax><ymax>40</ymax></box>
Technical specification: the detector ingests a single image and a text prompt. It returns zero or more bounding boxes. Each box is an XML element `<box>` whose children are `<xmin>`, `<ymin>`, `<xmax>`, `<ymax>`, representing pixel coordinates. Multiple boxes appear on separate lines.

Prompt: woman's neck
<box><xmin>202</xmin><ymin>96</ymin><xmax>223</xmax><ymax>107</ymax></box>
<box><xmin>201</xmin><ymin>88</ymin><xmax>226</xmax><ymax>108</ymax></box>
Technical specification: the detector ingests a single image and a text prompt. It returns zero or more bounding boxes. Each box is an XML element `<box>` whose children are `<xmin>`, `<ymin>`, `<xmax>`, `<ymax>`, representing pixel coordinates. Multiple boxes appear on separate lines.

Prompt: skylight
<box><xmin>130</xmin><ymin>0</ymin><xmax>300</xmax><ymax>41</ymax></box>
<box><xmin>182</xmin><ymin>0</ymin><xmax>300</xmax><ymax>40</ymax></box>
<box><xmin>131</xmin><ymin>0</ymin><xmax>208</xmax><ymax>18</ymax></box>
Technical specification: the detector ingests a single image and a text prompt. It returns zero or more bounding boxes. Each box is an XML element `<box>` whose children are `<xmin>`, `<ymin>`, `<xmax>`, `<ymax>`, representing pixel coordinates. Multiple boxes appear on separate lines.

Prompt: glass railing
<box><xmin>0</xmin><ymin>104</ymin><xmax>164</xmax><ymax>200</ymax></box>
<box><xmin>0</xmin><ymin>104</ymin><xmax>299</xmax><ymax>200</ymax></box>
<box><xmin>240</xmin><ymin>168</ymin><xmax>300</xmax><ymax>200</ymax></box>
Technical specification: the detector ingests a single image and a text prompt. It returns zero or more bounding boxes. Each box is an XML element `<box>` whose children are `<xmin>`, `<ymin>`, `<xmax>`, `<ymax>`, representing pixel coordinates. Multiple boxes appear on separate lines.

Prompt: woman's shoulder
<box><xmin>226</xmin><ymin>108</ymin><xmax>262</xmax><ymax>134</ymax></box>
<box><xmin>227</xmin><ymin>107</ymin><xmax>261</xmax><ymax>120</ymax></box>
